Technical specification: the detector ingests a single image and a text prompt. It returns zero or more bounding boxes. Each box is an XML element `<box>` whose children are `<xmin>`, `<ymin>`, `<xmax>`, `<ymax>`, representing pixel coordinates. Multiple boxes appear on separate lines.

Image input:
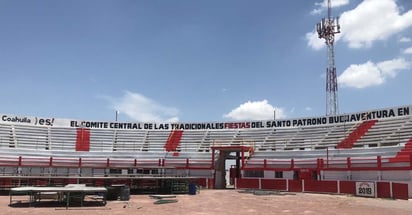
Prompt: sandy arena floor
<box><xmin>3</xmin><ymin>189</ymin><xmax>412</xmax><ymax>215</ymax></box>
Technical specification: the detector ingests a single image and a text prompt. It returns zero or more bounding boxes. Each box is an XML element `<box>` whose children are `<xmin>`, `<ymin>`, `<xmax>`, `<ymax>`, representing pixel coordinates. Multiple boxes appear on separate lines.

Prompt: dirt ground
<box><xmin>3</xmin><ymin>189</ymin><xmax>412</xmax><ymax>215</ymax></box>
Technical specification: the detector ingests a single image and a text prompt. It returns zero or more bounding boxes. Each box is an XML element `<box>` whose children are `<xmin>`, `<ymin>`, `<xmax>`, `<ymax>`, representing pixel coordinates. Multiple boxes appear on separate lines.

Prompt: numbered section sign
<box><xmin>355</xmin><ymin>182</ymin><xmax>375</xmax><ymax>197</ymax></box>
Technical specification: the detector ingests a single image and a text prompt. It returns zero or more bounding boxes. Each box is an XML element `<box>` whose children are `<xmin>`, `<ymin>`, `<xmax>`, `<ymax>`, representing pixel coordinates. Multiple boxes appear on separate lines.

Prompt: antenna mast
<box><xmin>317</xmin><ymin>0</ymin><xmax>340</xmax><ymax>116</ymax></box>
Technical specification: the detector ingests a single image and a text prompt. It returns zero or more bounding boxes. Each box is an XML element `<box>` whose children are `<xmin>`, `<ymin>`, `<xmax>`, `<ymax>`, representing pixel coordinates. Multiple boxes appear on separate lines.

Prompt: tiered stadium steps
<box><xmin>354</xmin><ymin>117</ymin><xmax>412</xmax><ymax>148</ymax></box>
<box><xmin>2</xmin><ymin>115</ymin><xmax>412</xmax><ymax>161</ymax></box>
<box><xmin>178</xmin><ymin>130</ymin><xmax>209</xmax><ymax>152</ymax></box>
<box><xmin>144</xmin><ymin>130</ymin><xmax>170</xmax><ymax>152</ymax></box>
<box><xmin>111</xmin><ymin>129</ymin><xmax>146</xmax><ymax>151</ymax></box>
<box><xmin>50</xmin><ymin>127</ymin><xmax>77</xmax><ymax>151</ymax></box>
<box><xmin>0</xmin><ymin>124</ymin><xmax>15</xmax><ymax>148</ymax></box>
<box><xmin>389</xmin><ymin>138</ymin><xmax>412</xmax><ymax>162</ymax></box>
<box><xmin>0</xmin><ymin>148</ymin><xmax>213</xmax><ymax>166</ymax></box>
<box><xmin>235</xmin><ymin>128</ymin><xmax>272</xmax><ymax>150</ymax></box>
<box><xmin>337</xmin><ymin>120</ymin><xmax>378</xmax><ymax>149</ymax></box>
<box><xmin>12</xmin><ymin>124</ymin><xmax>49</xmax><ymax>150</ymax></box>
<box><xmin>89</xmin><ymin>129</ymin><xmax>116</xmax><ymax>152</ymax></box>
<box><xmin>164</xmin><ymin>130</ymin><xmax>184</xmax><ymax>156</ymax></box>
<box><xmin>251</xmin><ymin>146</ymin><xmax>402</xmax><ymax>160</ymax></box>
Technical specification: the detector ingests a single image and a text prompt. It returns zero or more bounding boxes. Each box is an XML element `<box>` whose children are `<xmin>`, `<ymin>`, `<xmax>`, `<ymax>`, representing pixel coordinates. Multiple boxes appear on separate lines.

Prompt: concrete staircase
<box><xmin>336</xmin><ymin>120</ymin><xmax>378</xmax><ymax>149</ymax></box>
<box><xmin>389</xmin><ymin>138</ymin><xmax>412</xmax><ymax>162</ymax></box>
<box><xmin>164</xmin><ymin>130</ymin><xmax>184</xmax><ymax>156</ymax></box>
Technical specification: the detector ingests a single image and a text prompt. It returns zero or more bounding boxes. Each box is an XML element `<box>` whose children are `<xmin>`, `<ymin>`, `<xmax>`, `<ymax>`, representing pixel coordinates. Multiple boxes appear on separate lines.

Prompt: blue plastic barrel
<box><xmin>188</xmin><ymin>183</ymin><xmax>197</xmax><ymax>195</ymax></box>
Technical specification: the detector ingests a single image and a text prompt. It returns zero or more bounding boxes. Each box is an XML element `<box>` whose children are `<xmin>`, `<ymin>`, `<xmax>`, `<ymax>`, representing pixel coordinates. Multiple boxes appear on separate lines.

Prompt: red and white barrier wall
<box><xmin>235</xmin><ymin>178</ymin><xmax>409</xmax><ymax>200</ymax></box>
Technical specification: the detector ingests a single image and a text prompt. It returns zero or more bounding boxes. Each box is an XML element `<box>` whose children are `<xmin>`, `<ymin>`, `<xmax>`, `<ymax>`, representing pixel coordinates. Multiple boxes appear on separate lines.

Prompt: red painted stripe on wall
<box><xmin>76</xmin><ymin>128</ymin><xmax>90</xmax><ymax>151</ymax></box>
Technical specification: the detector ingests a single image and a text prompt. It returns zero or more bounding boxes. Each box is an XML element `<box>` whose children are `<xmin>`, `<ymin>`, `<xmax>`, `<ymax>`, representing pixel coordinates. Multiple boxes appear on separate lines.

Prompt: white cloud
<box><xmin>107</xmin><ymin>91</ymin><xmax>179</xmax><ymax>122</ymax></box>
<box><xmin>305</xmin><ymin>107</ymin><xmax>313</xmax><ymax>111</ymax></box>
<box><xmin>338</xmin><ymin>58</ymin><xmax>411</xmax><ymax>88</ymax></box>
<box><xmin>400</xmin><ymin>37</ymin><xmax>412</xmax><ymax>43</ymax></box>
<box><xmin>403</xmin><ymin>46</ymin><xmax>412</xmax><ymax>54</ymax></box>
<box><xmin>339</xmin><ymin>0</ymin><xmax>412</xmax><ymax>48</ymax></box>
<box><xmin>305</xmin><ymin>31</ymin><xmax>325</xmax><ymax>50</ymax></box>
<box><xmin>338</xmin><ymin>61</ymin><xmax>383</xmax><ymax>88</ymax></box>
<box><xmin>311</xmin><ymin>0</ymin><xmax>350</xmax><ymax>15</ymax></box>
<box><xmin>223</xmin><ymin>100</ymin><xmax>286</xmax><ymax>121</ymax></box>
<box><xmin>377</xmin><ymin>58</ymin><xmax>411</xmax><ymax>77</ymax></box>
<box><xmin>306</xmin><ymin>29</ymin><xmax>343</xmax><ymax>50</ymax></box>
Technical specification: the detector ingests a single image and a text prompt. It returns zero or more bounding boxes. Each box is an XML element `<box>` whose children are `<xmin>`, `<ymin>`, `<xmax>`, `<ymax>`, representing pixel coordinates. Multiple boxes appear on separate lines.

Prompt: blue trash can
<box><xmin>189</xmin><ymin>183</ymin><xmax>197</xmax><ymax>195</ymax></box>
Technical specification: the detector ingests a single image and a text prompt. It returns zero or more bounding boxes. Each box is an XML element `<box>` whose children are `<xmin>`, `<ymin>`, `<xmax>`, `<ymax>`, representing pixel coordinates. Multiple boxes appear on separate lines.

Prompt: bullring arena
<box><xmin>1</xmin><ymin>104</ymin><xmax>412</xmax><ymax>214</ymax></box>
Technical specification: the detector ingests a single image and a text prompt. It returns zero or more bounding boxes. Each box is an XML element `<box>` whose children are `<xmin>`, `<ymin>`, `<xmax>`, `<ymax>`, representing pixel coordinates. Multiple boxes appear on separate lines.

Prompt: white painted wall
<box><xmin>283</xmin><ymin>171</ymin><xmax>294</xmax><ymax>180</ymax></box>
<box><xmin>264</xmin><ymin>170</ymin><xmax>275</xmax><ymax>178</ymax></box>
<box><xmin>382</xmin><ymin>171</ymin><xmax>411</xmax><ymax>181</ymax></box>
<box><xmin>323</xmin><ymin>171</ymin><xmax>347</xmax><ymax>180</ymax></box>
<box><xmin>351</xmin><ymin>171</ymin><xmax>379</xmax><ymax>181</ymax></box>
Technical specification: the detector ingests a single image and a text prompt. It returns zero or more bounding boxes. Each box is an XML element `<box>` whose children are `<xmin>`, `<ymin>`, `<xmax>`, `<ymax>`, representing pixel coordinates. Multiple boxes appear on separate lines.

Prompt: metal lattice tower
<box><xmin>317</xmin><ymin>0</ymin><xmax>340</xmax><ymax>116</ymax></box>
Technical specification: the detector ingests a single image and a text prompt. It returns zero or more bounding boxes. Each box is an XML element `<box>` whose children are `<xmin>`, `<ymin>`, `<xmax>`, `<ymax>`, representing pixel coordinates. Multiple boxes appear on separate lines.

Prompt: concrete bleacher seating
<box><xmin>337</xmin><ymin>120</ymin><xmax>377</xmax><ymax>149</ymax></box>
<box><xmin>0</xmin><ymin>124</ymin><xmax>13</xmax><ymax>148</ymax></box>
<box><xmin>389</xmin><ymin>138</ymin><xmax>412</xmax><ymax>162</ymax></box>
<box><xmin>178</xmin><ymin>130</ymin><xmax>207</xmax><ymax>152</ymax></box>
<box><xmin>50</xmin><ymin>127</ymin><xmax>77</xmax><ymax>151</ymax></box>
<box><xmin>111</xmin><ymin>129</ymin><xmax>147</xmax><ymax>151</ymax></box>
<box><xmin>13</xmin><ymin>125</ymin><xmax>49</xmax><ymax>150</ymax></box>
<box><xmin>0</xmin><ymin>107</ymin><xmax>411</xmax><ymax>171</ymax></box>
<box><xmin>2</xmin><ymin>107</ymin><xmax>412</xmax><ymax>199</ymax></box>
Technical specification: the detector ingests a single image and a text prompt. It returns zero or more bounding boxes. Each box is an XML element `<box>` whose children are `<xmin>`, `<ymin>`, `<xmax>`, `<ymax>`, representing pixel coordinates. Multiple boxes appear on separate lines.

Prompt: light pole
<box><xmin>113</xmin><ymin>110</ymin><xmax>119</xmax><ymax>152</ymax></box>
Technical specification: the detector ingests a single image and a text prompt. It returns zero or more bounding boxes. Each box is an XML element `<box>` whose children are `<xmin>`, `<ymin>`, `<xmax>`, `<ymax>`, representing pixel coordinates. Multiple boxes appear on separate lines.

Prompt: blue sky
<box><xmin>0</xmin><ymin>0</ymin><xmax>411</xmax><ymax>122</ymax></box>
